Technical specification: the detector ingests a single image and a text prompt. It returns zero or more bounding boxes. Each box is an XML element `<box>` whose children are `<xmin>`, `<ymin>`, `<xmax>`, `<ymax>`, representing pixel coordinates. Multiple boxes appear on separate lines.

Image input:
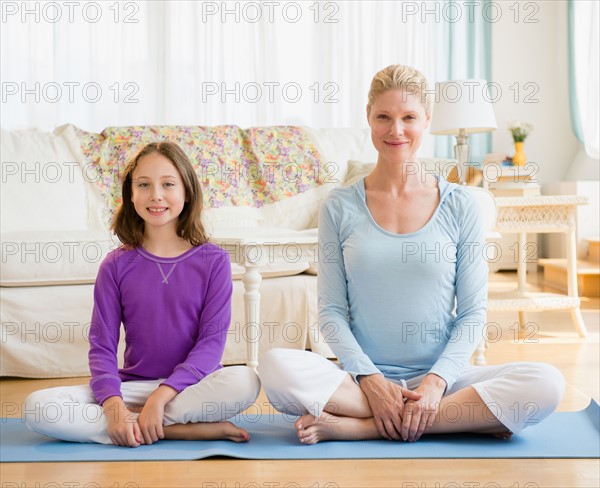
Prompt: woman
<box><xmin>258</xmin><ymin>65</ymin><xmax>564</xmax><ymax>444</ymax></box>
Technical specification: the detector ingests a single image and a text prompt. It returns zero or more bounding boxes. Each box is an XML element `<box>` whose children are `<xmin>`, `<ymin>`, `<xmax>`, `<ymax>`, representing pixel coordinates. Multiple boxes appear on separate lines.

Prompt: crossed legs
<box><xmin>295</xmin><ymin>375</ymin><xmax>509</xmax><ymax>444</ymax></box>
<box><xmin>259</xmin><ymin>349</ymin><xmax>565</xmax><ymax>444</ymax></box>
<box><xmin>25</xmin><ymin>366</ymin><xmax>260</xmax><ymax>444</ymax></box>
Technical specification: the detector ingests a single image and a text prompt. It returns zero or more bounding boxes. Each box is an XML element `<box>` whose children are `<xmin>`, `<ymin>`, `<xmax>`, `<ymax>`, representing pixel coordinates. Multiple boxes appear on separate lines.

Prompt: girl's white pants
<box><xmin>258</xmin><ymin>349</ymin><xmax>565</xmax><ymax>434</ymax></box>
<box><xmin>24</xmin><ymin>366</ymin><xmax>260</xmax><ymax>444</ymax></box>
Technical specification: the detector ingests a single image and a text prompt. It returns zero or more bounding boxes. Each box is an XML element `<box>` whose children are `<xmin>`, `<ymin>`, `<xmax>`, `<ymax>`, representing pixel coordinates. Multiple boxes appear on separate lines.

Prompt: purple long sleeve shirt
<box><xmin>88</xmin><ymin>243</ymin><xmax>233</xmax><ymax>405</ymax></box>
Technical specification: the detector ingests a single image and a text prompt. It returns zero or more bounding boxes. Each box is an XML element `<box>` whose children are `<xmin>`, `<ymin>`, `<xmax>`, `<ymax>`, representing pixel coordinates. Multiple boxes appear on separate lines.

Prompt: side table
<box><xmin>488</xmin><ymin>195</ymin><xmax>589</xmax><ymax>338</ymax></box>
<box><xmin>212</xmin><ymin>228</ymin><xmax>319</xmax><ymax>370</ymax></box>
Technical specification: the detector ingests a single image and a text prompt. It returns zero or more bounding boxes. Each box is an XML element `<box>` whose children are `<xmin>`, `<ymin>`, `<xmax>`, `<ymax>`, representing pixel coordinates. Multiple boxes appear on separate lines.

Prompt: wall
<box><xmin>491</xmin><ymin>0</ymin><xmax>580</xmax><ymax>185</ymax></box>
<box><xmin>490</xmin><ymin>0</ymin><xmax>600</xmax><ymax>259</ymax></box>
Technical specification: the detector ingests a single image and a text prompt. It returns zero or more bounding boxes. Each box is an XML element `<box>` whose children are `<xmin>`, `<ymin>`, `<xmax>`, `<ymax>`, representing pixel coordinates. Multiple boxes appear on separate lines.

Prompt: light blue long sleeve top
<box><xmin>318</xmin><ymin>176</ymin><xmax>488</xmax><ymax>391</ymax></box>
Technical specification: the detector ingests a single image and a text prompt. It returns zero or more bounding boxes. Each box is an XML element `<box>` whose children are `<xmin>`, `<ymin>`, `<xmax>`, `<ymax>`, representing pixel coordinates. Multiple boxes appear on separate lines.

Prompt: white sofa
<box><xmin>0</xmin><ymin>124</ymin><xmax>379</xmax><ymax>378</ymax></box>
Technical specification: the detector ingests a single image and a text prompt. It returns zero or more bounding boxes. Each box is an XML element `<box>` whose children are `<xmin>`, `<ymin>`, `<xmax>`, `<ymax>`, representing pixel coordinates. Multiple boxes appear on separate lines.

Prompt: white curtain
<box><xmin>3</xmin><ymin>1</ymin><xmax>445</xmax><ymax>152</ymax></box>
<box><xmin>570</xmin><ymin>0</ymin><xmax>600</xmax><ymax>159</ymax></box>
<box><xmin>434</xmin><ymin>0</ymin><xmax>492</xmax><ymax>163</ymax></box>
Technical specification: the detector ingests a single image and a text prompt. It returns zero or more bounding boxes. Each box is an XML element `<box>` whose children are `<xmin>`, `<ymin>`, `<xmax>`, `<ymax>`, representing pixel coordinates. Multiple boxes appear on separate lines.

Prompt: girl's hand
<box><xmin>358</xmin><ymin>374</ymin><xmax>422</xmax><ymax>440</ymax></box>
<box><xmin>137</xmin><ymin>385</ymin><xmax>177</xmax><ymax>445</ymax></box>
<box><xmin>401</xmin><ymin>374</ymin><xmax>446</xmax><ymax>442</ymax></box>
<box><xmin>103</xmin><ymin>396</ymin><xmax>143</xmax><ymax>447</ymax></box>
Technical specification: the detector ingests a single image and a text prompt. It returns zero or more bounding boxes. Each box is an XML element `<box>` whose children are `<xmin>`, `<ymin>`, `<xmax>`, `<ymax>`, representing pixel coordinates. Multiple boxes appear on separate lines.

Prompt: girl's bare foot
<box><xmin>126</xmin><ymin>404</ymin><xmax>144</xmax><ymax>414</ymax></box>
<box><xmin>295</xmin><ymin>412</ymin><xmax>380</xmax><ymax>445</ymax></box>
<box><xmin>165</xmin><ymin>421</ymin><xmax>250</xmax><ymax>442</ymax></box>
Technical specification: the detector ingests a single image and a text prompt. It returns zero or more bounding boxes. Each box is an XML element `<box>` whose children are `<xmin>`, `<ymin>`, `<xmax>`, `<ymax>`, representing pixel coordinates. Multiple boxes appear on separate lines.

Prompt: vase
<box><xmin>512</xmin><ymin>141</ymin><xmax>527</xmax><ymax>166</ymax></box>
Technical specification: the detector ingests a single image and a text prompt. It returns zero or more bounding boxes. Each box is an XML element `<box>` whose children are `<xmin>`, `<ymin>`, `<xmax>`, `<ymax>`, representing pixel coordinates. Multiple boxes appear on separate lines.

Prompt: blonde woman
<box><xmin>259</xmin><ymin>65</ymin><xmax>564</xmax><ymax>444</ymax></box>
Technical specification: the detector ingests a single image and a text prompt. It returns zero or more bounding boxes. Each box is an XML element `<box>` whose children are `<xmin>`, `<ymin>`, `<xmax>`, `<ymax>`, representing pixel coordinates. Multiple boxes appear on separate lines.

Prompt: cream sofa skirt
<box><xmin>0</xmin><ymin>274</ymin><xmax>332</xmax><ymax>378</ymax></box>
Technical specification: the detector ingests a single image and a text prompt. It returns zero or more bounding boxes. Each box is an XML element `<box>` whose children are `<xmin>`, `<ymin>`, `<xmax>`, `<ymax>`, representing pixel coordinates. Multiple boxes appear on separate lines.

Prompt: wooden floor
<box><xmin>2</xmin><ymin>271</ymin><xmax>599</xmax><ymax>488</ymax></box>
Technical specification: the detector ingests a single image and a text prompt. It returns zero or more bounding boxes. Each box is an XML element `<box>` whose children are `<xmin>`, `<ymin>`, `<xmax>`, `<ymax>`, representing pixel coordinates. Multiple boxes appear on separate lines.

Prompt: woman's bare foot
<box><xmin>294</xmin><ymin>413</ymin><xmax>513</xmax><ymax>444</ymax></box>
<box><xmin>295</xmin><ymin>412</ymin><xmax>380</xmax><ymax>445</ymax></box>
<box><xmin>164</xmin><ymin>421</ymin><xmax>250</xmax><ymax>442</ymax></box>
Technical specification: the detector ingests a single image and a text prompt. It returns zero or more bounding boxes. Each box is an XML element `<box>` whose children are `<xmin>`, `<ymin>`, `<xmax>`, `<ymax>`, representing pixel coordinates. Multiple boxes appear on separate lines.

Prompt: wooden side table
<box><xmin>487</xmin><ymin>195</ymin><xmax>589</xmax><ymax>338</ymax></box>
<box><xmin>212</xmin><ymin>228</ymin><xmax>319</xmax><ymax>370</ymax></box>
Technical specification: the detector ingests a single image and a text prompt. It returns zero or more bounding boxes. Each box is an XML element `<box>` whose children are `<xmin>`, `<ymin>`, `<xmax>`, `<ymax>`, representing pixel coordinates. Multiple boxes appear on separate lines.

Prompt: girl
<box><xmin>26</xmin><ymin>141</ymin><xmax>260</xmax><ymax>446</ymax></box>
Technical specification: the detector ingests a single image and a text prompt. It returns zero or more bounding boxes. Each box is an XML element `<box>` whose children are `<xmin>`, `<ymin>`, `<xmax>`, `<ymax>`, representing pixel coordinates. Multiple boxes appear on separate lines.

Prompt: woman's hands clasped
<box><xmin>401</xmin><ymin>373</ymin><xmax>446</xmax><ymax>442</ymax></box>
<box><xmin>358</xmin><ymin>374</ymin><xmax>422</xmax><ymax>440</ymax></box>
<box><xmin>359</xmin><ymin>373</ymin><xmax>446</xmax><ymax>442</ymax></box>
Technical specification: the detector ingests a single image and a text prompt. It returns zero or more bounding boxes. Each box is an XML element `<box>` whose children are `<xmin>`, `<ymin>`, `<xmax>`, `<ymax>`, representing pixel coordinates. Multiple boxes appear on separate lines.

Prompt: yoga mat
<box><xmin>1</xmin><ymin>400</ymin><xmax>598</xmax><ymax>462</ymax></box>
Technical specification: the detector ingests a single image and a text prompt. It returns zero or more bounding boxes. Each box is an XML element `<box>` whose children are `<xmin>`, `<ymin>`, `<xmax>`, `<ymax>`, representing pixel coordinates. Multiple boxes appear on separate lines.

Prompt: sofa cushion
<box><xmin>344</xmin><ymin>160</ymin><xmax>376</xmax><ymax>186</ymax></box>
<box><xmin>0</xmin><ymin>126</ymin><xmax>103</xmax><ymax>234</ymax></box>
<box><xmin>201</xmin><ymin>188</ymin><xmax>326</xmax><ymax>231</ymax></box>
<box><xmin>301</xmin><ymin>127</ymin><xmax>378</xmax><ymax>228</ymax></box>
<box><xmin>0</xmin><ymin>229</ymin><xmax>313</xmax><ymax>286</ymax></box>
<box><xmin>302</xmin><ymin>127</ymin><xmax>378</xmax><ymax>184</ymax></box>
<box><xmin>343</xmin><ymin>158</ymin><xmax>460</xmax><ymax>187</ymax></box>
<box><xmin>0</xmin><ymin>230</ymin><xmax>118</xmax><ymax>286</ymax></box>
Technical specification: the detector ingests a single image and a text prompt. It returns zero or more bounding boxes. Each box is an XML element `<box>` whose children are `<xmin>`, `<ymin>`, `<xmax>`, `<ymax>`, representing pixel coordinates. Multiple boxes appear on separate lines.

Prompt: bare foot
<box><xmin>164</xmin><ymin>421</ymin><xmax>250</xmax><ymax>443</ymax></box>
<box><xmin>295</xmin><ymin>412</ymin><xmax>380</xmax><ymax>445</ymax></box>
<box><xmin>295</xmin><ymin>413</ymin><xmax>513</xmax><ymax>444</ymax></box>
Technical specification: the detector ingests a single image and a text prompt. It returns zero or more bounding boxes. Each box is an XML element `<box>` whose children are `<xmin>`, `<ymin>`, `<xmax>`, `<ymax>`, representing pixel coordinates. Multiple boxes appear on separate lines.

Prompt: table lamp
<box><xmin>429</xmin><ymin>79</ymin><xmax>497</xmax><ymax>184</ymax></box>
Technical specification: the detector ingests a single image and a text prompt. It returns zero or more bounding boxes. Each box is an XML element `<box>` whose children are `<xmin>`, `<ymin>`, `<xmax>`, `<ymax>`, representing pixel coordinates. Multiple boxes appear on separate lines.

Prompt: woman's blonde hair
<box><xmin>112</xmin><ymin>141</ymin><xmax>208</xmax><ymax>248</ymax></box>
<box><xmin>367</xmin><ymin>64</ymin><xmax>432</xmax><ymax>116</ymax></box>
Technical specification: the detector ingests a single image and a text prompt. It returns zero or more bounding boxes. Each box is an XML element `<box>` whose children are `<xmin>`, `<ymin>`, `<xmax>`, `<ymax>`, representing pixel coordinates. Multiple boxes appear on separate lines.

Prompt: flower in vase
<box><xmin>508</xmin><ymin>121</ymin><xmax>534</xmax><ymax>142</ymax></box>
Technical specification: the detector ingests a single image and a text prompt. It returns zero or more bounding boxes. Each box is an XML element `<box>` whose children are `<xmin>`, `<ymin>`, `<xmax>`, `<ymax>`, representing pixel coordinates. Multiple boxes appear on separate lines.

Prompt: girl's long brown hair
<box><xmin>111</xmin><ymin>141</ymin><xmax>208</xmax><ymax>248</ymax></box>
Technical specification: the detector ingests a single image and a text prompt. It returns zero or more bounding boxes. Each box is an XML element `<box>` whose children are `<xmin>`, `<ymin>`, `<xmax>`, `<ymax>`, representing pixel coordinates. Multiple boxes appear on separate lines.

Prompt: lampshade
<box><xmin>429</xmin><ymin>79</ymin><xmax>497</xmax><ymax>135</ymax></box>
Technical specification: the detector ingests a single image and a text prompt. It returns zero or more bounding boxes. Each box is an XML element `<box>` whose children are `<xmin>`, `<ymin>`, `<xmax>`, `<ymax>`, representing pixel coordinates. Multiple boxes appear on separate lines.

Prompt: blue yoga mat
<box><xmin>1</xmin><ymin>401</ymin><xmax>598</xmax><ymax>462</ymax></box>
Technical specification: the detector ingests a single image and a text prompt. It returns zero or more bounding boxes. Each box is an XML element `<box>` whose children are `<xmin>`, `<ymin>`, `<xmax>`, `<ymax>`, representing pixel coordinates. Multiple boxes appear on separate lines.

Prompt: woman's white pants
<box><xmin>258</xmin><ymin>349</ymin><xmax>565</xmax><ymax>434</ymax></box>
<box><xmin>24</xmin><ymin>366</ymin><xmax>260</xmax><ymax>444</ymax></box>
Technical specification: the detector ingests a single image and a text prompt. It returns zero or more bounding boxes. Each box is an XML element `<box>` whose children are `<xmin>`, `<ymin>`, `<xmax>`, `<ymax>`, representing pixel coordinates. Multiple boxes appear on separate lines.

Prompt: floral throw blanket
<box><xmin>75</xmin><ymin>125</ymin><xmax>325</xmax><ymax>225</ymax></box>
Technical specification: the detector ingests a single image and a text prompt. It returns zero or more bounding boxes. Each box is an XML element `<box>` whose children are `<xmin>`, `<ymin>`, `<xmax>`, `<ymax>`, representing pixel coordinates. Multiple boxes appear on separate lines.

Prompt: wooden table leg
<box><xmin>566</xmin><ymin>226</ymin><xmax>588</xmax><ymax>337</ymax></box>
<box><xmin>517</xmin><ymin>232</ymin><xmax>527</xmax><ymax>333</ymax></box>
<box><xmin>570</xmin><ymin>308</ymin><xmax>588</xmax><ymax>338</ymax></box>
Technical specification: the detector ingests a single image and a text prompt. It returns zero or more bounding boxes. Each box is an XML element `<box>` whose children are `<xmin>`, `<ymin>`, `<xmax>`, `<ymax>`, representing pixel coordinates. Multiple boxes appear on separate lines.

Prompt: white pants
<box><xmin>258</xmin><ymin>349</ymin><xmax>565</xmax><ymax>434</ymax></box>
<box><xmin>25</xmin><ymin>366</ymin><xmax>260</xmax><ymax>444</ymax></box>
